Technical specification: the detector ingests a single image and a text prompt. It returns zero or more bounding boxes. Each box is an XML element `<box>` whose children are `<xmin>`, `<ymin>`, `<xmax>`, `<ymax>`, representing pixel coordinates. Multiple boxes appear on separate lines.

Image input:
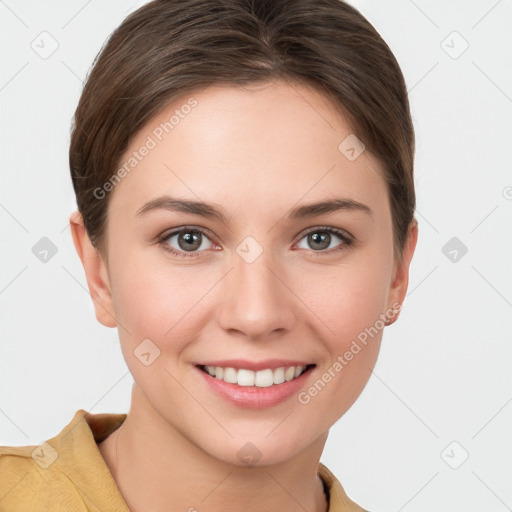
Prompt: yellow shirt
<box><xmin>0</xmin><ymin>409</ymin><xmax>367</xmax><ymax>511</ymax></box>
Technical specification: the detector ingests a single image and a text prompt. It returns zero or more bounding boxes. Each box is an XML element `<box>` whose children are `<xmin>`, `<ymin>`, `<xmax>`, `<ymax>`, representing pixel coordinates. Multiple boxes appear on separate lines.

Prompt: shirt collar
<box><xmin>50</xmin><ymin>409</ymin><xmax>365</xmax><ymax>512</ymax></box>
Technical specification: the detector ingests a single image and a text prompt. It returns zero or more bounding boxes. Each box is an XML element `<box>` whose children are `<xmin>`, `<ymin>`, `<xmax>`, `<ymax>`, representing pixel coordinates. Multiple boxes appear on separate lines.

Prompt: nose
<box><xmin>216</xmin><ymin>244</ymin><xmax>296</xmax><ymax>342</ymax></box>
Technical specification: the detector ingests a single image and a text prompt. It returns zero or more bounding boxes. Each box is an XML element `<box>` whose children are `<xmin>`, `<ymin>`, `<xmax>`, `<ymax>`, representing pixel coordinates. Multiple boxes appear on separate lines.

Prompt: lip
<box><xmin>195</xmin><ymin>359</ymin><xmax>313</xmax><ymax>371</ymax></box>
<box><xmin>195</xmin><ymin>363</ymin><xmax>316</xmax><ymax>409</ymax></box>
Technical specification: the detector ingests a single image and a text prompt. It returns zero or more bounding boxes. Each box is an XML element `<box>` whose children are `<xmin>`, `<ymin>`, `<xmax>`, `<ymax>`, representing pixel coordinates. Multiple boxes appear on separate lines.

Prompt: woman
<box><xmin>0</xmin><ymin>0</ymin><xmax>418</xmax><ymax>510</ymax></box>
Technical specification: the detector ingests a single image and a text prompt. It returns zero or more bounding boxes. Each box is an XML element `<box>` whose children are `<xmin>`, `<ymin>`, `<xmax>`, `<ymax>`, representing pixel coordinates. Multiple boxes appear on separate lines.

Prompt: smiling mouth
<box><xmin>197</xmin><ymin>364</ymin><xmax>315</xmax><ymax>387</ymax></box>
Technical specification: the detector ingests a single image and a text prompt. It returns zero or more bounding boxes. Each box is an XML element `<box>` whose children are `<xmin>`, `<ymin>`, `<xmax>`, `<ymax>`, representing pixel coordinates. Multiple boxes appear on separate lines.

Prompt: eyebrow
<box><xmin>135</xmin><ymin>195</ymin><xmax>372</xmax><ymax>222</ymax></box>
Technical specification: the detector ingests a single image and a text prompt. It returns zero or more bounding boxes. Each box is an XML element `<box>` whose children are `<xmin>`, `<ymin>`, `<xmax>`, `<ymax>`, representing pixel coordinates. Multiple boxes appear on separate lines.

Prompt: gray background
<box><xmin>1</xmin><ymin>0</ymin><xmax>511</xmax><ymax>510</ymax></box>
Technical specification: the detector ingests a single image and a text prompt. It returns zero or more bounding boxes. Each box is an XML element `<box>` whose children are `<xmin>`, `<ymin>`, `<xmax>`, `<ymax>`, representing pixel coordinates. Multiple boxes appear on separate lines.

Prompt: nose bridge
<box><xmin>218</xmin><ymin>240</ymin><xmax>294</xmax><ymax>339</ymax></box>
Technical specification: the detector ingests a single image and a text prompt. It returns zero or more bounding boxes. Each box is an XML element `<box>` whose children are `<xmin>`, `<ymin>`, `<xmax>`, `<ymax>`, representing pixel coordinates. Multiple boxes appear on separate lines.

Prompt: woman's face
<box><xmin>77</xmin><ymin>80</ymin><xmax>416</xmax><ymax>466</ymax></box>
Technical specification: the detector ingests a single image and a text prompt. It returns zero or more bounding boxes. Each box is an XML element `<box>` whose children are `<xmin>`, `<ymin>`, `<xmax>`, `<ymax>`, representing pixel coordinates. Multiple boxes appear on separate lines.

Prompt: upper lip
<box><xmin>196</xmin><ymin>359</ymin><xmax>315</xmax><ymax>371</ymax></box>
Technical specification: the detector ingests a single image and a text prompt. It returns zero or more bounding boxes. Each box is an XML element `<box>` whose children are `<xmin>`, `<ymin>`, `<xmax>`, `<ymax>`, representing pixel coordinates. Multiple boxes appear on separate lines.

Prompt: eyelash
<box><xmin>157</xmin><ymin>225</ymin><xmax>354</xmax><ymax>259</ymax></box>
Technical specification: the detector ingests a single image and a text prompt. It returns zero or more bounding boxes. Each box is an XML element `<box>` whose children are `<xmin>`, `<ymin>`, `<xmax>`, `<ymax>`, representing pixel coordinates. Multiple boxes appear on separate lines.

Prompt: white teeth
<box><xmin>284</xmin><ymin>367</ymin><xmax>295</xmax><ymax>381</ymax></box>
<box><xmin>223</xmin><ymin>367</ymin><xmax>237</xmax><ymax>384</ymax></box>
<box><xmin>273</xmin><ymin>367</ymin><xmax>285</xmax><ymax>384</ymax></box>
<box><xmin>202</xmin><ymin>365</ymin><xmax>308</xmax><ymax>387</ymax></box>
<box><xmin>237</xmin><ymin>369</ymin><xmax>255</xmax><ymax>387</ymax></box>
<box><xmin>255</xmin><ymin>369</ymin><xmax>274</xmax><ymax>387</ymax></box>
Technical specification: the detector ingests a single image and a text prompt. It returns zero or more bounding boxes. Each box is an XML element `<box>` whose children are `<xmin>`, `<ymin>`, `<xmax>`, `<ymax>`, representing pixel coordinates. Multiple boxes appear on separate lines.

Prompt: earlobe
<box><xmin>385</xmin><ymin>219</ymin><xmax>419</xmax><ymax>326</ymax></box>
<box><xmin>69</xmin><ymin>210</ymin><xmax>117</xmax><ymax>328</ymax></box>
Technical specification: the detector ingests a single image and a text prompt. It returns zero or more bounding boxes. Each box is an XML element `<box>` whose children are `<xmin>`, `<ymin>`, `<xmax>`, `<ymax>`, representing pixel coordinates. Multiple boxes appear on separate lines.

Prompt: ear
<box><xmin>69</xmin><ymin>210</ymin><xmax>117</xmax><ymax>328</ymax></box>
<box><xmin>385</xmin><ymin>219</ymin><xmax>418</xmax><ymax>326</ymax></box>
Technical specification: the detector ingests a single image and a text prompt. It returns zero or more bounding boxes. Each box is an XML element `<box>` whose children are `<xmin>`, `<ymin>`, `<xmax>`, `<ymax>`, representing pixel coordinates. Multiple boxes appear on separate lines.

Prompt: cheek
<box><xmin>108</xmin><ymin>256</ymin><xmax>205</xmax><ymax>395</ymax></box>
<box><xmin>108</xmin><ymin>250</ymin><xmax>172</xmax><ymax>335</ymax></box>
<box><xmin>108</xmin><ymin>249</ymin><xmax>220</xmax><ymax>361</ymax></box>
<box><xmin>295</xmin><ymin>255</ymin><xmax>391</xmax><ymax>345</ymax></box>
<box><xmin>291</xmin><ymin>254</ymin><xmax>390</xmax><ymax>420</ymax></box>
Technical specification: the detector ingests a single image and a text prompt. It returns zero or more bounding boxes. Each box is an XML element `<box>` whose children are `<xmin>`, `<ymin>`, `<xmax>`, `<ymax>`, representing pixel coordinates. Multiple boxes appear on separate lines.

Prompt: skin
<box><xmin>70</xmin><ymin>79</ymin><xmax>418</xmax><ymax>512</ymax></box>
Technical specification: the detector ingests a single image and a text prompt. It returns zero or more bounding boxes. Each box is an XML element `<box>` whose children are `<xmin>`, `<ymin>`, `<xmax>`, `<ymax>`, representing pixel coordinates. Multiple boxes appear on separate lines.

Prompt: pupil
<box><xmin>310</xmin><ymin>232</ymin><xmax>329</xmax><ymax>250</ymax></box>
<box><xmin>180</xmin><ymin>232</ymin><xmax>200</xmax><ymax>251</ymax></box>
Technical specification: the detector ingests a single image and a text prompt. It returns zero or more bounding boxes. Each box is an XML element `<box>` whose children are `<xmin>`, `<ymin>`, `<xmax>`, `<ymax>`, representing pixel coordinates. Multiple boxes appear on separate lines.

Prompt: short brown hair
<box><xmin>69</xmin><ymin>0</ymin><xmax>415</xmax><ymax>260</ymax></box>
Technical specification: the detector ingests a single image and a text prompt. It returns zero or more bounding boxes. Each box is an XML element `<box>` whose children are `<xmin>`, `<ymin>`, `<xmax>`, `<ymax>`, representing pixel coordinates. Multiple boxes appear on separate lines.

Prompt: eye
<box><xmin>157</xmin><ymin>225</ymin><xmax>354</xmax><ymax>259</ymax></box>
<box><xmin>295</xmin><ymin>226</ymin><xmax>353</xmax><ymax>254</ymax></box>
<box><xmin>158</xmin><ymin>227</ymin><xmax>216</xmax><ymax>258</ymax></box>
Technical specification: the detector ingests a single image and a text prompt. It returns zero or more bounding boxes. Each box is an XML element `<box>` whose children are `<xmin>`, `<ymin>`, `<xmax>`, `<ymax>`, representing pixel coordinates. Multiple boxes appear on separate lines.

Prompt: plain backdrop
<box><xmin>1</xmin><ymin>1</ymin><xmax>511</xmax><ymax>511</ymax></box>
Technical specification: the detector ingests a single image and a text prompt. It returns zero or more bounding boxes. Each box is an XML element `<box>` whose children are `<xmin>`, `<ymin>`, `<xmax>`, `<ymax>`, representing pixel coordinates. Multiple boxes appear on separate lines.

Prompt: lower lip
<box><xmin>195</xmin><ymin>365</ymin><xmax>315</xmax><ymax>409</ymax></box>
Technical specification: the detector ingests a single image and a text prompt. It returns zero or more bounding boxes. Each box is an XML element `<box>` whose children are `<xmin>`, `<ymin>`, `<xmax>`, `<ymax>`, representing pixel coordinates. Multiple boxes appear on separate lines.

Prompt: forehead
<box><xmin>108</xmin><ymin>80</ymin><xmax>388</xmax><ymax>219</ymax></box>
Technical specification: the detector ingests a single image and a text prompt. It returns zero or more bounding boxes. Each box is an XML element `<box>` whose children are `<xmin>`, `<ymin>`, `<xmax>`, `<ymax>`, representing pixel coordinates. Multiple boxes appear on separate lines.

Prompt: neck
<box><xmin>99</xmin><ymin>383</ymin><xmax>329</xmax><ymax>512</ymax></box>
